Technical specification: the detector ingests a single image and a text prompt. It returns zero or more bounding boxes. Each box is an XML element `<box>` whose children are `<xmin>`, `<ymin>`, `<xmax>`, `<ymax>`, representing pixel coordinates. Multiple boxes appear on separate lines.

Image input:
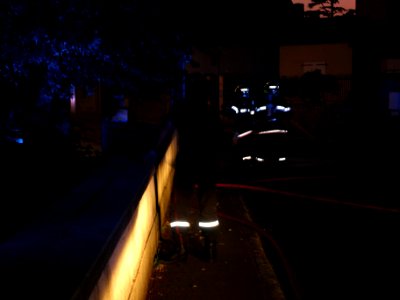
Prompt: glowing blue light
<box><xmin>111</xmin><ymin>109</ymin><xmax>128</xmax><ymax>123</ymax></box>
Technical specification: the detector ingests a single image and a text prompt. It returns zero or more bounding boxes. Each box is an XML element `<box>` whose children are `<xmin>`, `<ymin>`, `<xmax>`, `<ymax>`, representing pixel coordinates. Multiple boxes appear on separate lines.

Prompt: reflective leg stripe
<box><xmin>198</xmin><ymin>220</ymin><xmax>219</xmax><ymax>228</ymax></box>
<box><xmin>170</xmin><ymin>220</ymin><xmax>191</xmax><ymax>228</ymax></box>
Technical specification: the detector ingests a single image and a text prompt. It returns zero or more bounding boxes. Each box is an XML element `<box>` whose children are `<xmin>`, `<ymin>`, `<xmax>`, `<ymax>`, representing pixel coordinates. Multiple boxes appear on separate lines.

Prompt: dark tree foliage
<box><xmin>0</xmin><ymin>0</ymin><xmax>191</xmax><ymax>108</ymax></box>
<box><xmin>308</xmin><ymin>0</ymin><xmax>347</xmax><ymax>18</ymax></box>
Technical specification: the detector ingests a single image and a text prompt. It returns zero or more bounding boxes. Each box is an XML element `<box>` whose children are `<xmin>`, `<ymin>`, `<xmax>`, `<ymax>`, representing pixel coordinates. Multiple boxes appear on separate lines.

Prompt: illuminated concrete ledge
<box><xmin>80</xmin><ymin>129</ymin><xmax>178</xmax><ymax>300</ymax></box>
<box><xmin>0</xmin><ymin>125</ymin><xmax>178</xmax><ymax>300</ymax></box>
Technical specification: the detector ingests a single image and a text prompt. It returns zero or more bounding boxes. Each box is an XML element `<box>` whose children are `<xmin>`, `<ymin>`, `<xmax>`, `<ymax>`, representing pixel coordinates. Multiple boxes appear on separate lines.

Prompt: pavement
<box><xmin>145</xmin><ymin>167</ymin><xmax>289</xmax><ymax>300</ymax></box>
<box><xmin>145</xmin><ymin>111</ymin><xmax>292</xmax><ymax>300</ymax></box>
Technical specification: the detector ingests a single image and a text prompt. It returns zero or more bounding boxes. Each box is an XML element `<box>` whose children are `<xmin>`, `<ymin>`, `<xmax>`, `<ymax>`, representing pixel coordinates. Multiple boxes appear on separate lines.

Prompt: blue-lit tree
<box><xmin>0</xmin><ymin>0</ymin><xmax>191</xmax><ymax>143</ymax></box>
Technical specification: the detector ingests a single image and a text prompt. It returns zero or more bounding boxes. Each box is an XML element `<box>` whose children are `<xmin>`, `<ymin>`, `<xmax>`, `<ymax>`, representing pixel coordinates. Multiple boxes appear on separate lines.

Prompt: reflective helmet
<box><xmin>234</xmin><ymin>85</ymin><xmax>250</xmax><ymax>99</ymax></box>
<box><xmin>263</xmin><ymin>81</ymin><xmax>280</xmax><ymax>96</ymax></box>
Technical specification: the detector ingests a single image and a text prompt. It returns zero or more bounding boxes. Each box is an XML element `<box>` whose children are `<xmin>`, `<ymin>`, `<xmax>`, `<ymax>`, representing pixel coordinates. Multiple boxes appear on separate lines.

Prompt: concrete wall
<box><xmin>87</xmin><ymin>130</ymin><xmax>178</xmax><ymax>300</ymax></box>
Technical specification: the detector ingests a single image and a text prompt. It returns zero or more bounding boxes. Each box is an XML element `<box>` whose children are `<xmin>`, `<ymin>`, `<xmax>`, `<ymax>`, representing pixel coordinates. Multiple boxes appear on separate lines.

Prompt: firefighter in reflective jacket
<box><xmin>195</xmin><ymin>178</ymin><xmax>219</xmax><ymax>260</ymax></box>
<box><xmin>168</xmin><ymin>104</ymin><xmax>221</xmax><ymax>261</ymax></box>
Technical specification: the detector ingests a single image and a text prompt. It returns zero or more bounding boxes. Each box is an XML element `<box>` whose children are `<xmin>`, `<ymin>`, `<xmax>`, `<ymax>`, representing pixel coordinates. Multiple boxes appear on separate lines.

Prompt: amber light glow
<box><xmin>87</xmin><ymin>132</ymin><xmax>178</xmax><ymax>300</ymax></box>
